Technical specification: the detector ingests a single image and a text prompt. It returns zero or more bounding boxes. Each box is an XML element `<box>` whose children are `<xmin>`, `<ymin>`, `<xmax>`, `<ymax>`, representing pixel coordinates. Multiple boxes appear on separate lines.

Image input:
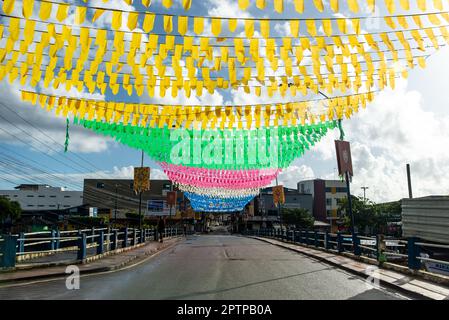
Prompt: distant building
<box><xmin>298</xmin><ymin>179</ymin><xmax>348</xmax><ymax>232</ymax></box>
<box><xmin>246</xmin><ymin>186</ymin><xmax>313</xmax><ymax>229</ymax></box>
<box><xmin>0</xmin><ymin>184</ymin><xmax>83</xmax><ymax>211</ymax></box>
<box><xmin>82</xmin><ymin>179</ymin><xmax>188</xmax><ymax>219</ymax></box>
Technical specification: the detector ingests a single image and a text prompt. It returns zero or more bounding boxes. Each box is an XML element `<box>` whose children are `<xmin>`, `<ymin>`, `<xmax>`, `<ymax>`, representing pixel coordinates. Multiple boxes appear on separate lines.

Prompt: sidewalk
<box><xmin>0</xmin><ymin>237</ymin><xmax>183</xmax><ymax>285</ymax></box>
<box><xmin>251</xmin><ymin>236</ymin><xmax>449</xmax><ymax>300</ymax></box>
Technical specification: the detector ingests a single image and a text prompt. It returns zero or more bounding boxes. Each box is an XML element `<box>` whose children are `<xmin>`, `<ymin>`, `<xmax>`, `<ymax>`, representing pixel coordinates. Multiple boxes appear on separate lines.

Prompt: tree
<box><xmin>0</xmin><ymin>197</ymin><xmax>22</xmax><ymax>232</ymax></box>
<box><xmin>281</xmin><ymin>208</ymin><xmax>314</xmax><ymax>229</ymax></box>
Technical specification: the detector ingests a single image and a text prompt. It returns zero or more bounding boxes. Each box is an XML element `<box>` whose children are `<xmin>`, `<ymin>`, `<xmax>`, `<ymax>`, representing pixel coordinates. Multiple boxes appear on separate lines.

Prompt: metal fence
<box><xmin>0</xmin><ymin>227</ymin><xmax>191</xmax><ymax>268</ymax></box>
<box><xmin>243</xmin><ymin>228</ymin><xmax>449</xmax><ymax>276</ymax></box>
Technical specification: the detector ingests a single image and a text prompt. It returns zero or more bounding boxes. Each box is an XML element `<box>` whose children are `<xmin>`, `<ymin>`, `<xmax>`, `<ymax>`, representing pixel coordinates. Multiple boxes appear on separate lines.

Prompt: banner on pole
<box><xmin>335</xmin><ymin>140</ymin><xmax>353</xmax><ymax>176</ymax></box>
<box><xmin>134</xmin><ymin>167</ymin><xmax>151</xmax><ymax>193</ymax></box>
<box><xmin>272</xmin><ymin>185</ymin><xmax>285</xmax><ymax>206</ymax></box>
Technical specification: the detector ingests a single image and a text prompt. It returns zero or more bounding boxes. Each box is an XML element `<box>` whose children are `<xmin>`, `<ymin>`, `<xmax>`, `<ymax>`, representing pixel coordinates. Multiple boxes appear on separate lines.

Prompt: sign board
<box><xmin>134</xmin><ymin>167</ymin><xmax>151</xmax><ymax>193</ymax></box>
<box><xmin>272</xmin><ymin>185</ymin><xmax>285</xmax><ymax>206</ymax></box>
<box><xmin>146</xmin><ymin>200</ymin><xmax>171</xmax><ymax>216</ymax></box>
<box><xmin>89</xmin><ymin>207</ymin><xmax>98</xmax><ymax>218</ymax></box>
<box><xmin>167</xmin><ymin>191</ymin><xmax>177</xmax><ymax>206</ymax></box>
<box><xmin>335</xmin><ymin>140</ymin><xmax>353</xmax><ymax>176</ymax></box>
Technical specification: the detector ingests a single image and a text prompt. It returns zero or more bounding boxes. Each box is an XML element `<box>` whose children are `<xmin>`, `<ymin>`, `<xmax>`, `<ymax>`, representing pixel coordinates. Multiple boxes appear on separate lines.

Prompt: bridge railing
<box><xmin>0</xmin><ymin>227</ymin><xmax>185</xmax><ymax>269</ymax></box>
<box><xmin>243</xmin><ymin>228</ymin><xmax>449</xmax><ymax>277</ymax></box>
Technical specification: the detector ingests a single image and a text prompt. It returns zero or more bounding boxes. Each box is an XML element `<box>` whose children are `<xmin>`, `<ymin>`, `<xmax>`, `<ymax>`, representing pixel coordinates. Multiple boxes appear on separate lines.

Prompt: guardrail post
<box><xmin>325</xmin><ymin>231</ymin><xmax>330</xmax><ymax>250</ymax></box>
<box><xmin>97</xmin><ymin>230</ymin><xmax>104</xmax><ymax>255</ymax></box>
<box><xmin>77</xmin><ymin>233</ymin><xmax>87</xmax><ymax>261</ymax></box>
<box><xmin>55</xmin><ymin>230</ymin><xmax>60</xmax><ymax>250</ymax></box>
<box><xmin>18</xmin><ymin>232</ymin><xmax>25</xmax><ymax>254</ymax></box>
<box><xmin>337</xmin><ymin>232</ymin><xmax>343</xmax><ymax>253</ymax></box>
<box><xmin>408</xmin><ymin>237</ymin><xmax>421</xmax><ymax>270</ymax></box>
<box><xmin>50</xmin><ymin>229</ymin><xmax>56</xmax><ymax>251</ymax></box>
<box><xmin>314</xmin><ymin>231</ymin><xmax>319</xmax><ymax>247</ymax></box>
<box><xmin>123</xmin><ymin>228</ymin><xmax>128</xmax><ymax>248</ymax></box>
<box><xmin>0</xmin><ymin>235</ymin><xmax>18</xmax><ymax>268</ymax></box>
<box><xmin>141</xmin><ymin>229</ymin><xmax>146</xmax><ymax>243</ymax></box>
<box><xmin>111</xmin><ymin>230</ymin><xmax>118</xmax><ymax>251</ymax></box>
<box><xmin>133</xmin><ymin>229</ymin><xmax>137</xmax><ymax>246</ymax></box>
<box><xmin>353</xmin><ymin>233</ymin><xmax>361</xmax><ymax>256</ymax></box>
<box><xmin>91</xmin><ymin>227</ymin><xmax>95</xmax><ymax>244</ymax></box>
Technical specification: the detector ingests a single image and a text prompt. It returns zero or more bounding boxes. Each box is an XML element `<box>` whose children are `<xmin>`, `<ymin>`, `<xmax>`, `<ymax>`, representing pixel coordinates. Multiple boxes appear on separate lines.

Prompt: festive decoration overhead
<box><xmin>21</xmin><ymin>90</ymin><xmax>375</xmax><ymax>128</ymax></box>
<box><xmin>1</xmin><ymin>0</ymin><xmax>447</xmax><ymax>212</ymax></box>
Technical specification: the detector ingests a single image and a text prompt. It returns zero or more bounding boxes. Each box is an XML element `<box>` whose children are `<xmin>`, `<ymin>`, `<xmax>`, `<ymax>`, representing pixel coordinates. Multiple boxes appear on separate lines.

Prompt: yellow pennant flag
<box><xmin>183</xmin><ymin>0</ymin><xmax>192</xmax><ymax>10</ymax></box>
<box><xmin>417</xmin><ymin>56</ymin><xmax>426</xmax><ymax>69</ymax></box>
<box><xmin>352</xmin><ymin>19</ymin><xmax>360</xmax><ymax>35</ymax></box>
<box><xmin>245</xmin><ymin>20</ymin><xmax>254</xmax><ymax>38</ymax></box>
<box><xmin>290</xmin><ymin>20</ymin><xmax>300</xmax><ymax>37</ymax></box>
<box><xmin>256</xmin><ymin>0</ymin><xmax>266</xmax><ymax>9</ymax></box>
<box><xmin>178</xmin><ymin>16</ymin><xmax>188</xmax><ymax>35</ymax></box>
<box><xmin>260</xmin><ymin>20</ymin><xmax>270</xmax><ymax>38</ymax></box>
<box><xmin>384</xmin><ymin>0</ymin><xmax>395</xmax><ymax>14</ymax></box>
<box><xmin>384</xmin><ymin>16</ymin><xmax>396</xmax><ymax>29</ymax></box>
<box><xmin>39</xmin><ymin>1</ymin><xmax>52</xmax><ymax>20</ymax></box>
<box><xmin>56</xmin><ymin>3</ymin><xmax>69</xmax><ymax>22</ymax></box>
<box><xmin>142</xmin><ymin>0</ymin><xmax>152</xmax><ymax>6</ymax></box>
<box><xmin>399</xmin><ymin>0</ymin><xmax>409</xmax><ymax>10</ymax></box>
<box><xmin>337</xmin><ymin>19</ymin><xmax>347</xmax><ymax>34</ymax></box>
<box><xmin>417</xmin><ymin>0</ymin><xmax>426</xmax><ymax>11</ymax></box>
<box><xmin>162</xmin><ymin>0</ymin><xmax>173</xmax><ymax>9</ymax></box>
<box><xmin>323</xmin><ymin>19</ymin><xmax>332</xmax><ymax>37</ymax></box>
<box><xmin>330</xmin><ymin>0</ymin><xmax>339</xmax><ymax>11</ymax></box>
<box><xmin>112</xmin><ymin>11</ymin><xmax>122</xmax><ymax>30</ymax></box>
<box><xmin>211</xmin><ymin>18</ymin><xmax>222</xmax><ymax>36</ymax></box>
<box><xmin>23</xmin><ymin>0</ymin><xmax>34</xmax><ymax>19</ymax></box>
<box><xmin>164</xmin><ymin>15</ymin><xmax>173</xmax><ymax>33</ymax></box>
<box><xmin>194</xmin><ymin>17</ymin><xmax>204</xmax><ymax>35</ymax></box>
<box><xmin>238</xmin><ymin>0</ymin><xmax>250</xmax><ymax>10</ymax></box>
<box><xmin>306</xmin><ymin>20</ymin><xmax>317</xmax><ymax>37</ymax></box>
<box><xmin>433</xmin><ymin>0</ymin><xmax>443</xmax><ymax>10</ymax></box>
<box><xmin>313</xmin><ymin>0</ymin><xmax>324</xmax><ymax>12</ymax></box>
<box><xmin>3</xmin><ymin>0</ymin><xmax>14</xmax><ymax>15</ymax></box>
<box><xmin>75</xmin><ymin>6</ymin><xmax>87</xmax><ymax>25</ymax></box>
<box><xmin>397</xmin><ymin>16</ymin><xmax>408</xmax><ymax>28</ymax></box>
<box><xmin>294</xmin><ymin>0</ymin><xmax>304</xmax><ymax>13</ymax></box>
<box><xmin>143</xmin><ymin>13</ymin><xmax>155</xmax><ymax>32</ymax></box>
<box><xmin>412</xmin><ymin>15</ymin><xmax>423</xmax><ymax>28</ymax></box>
<box><xmin>127</xmin><ymin>12</ymin><xmax>139</xmax><ymax>30</ymax></box>
<box><xmin>229</xmin><ymin>19</ymin><xmax>238</xmax><ymax>32</ymax></box>
<box><xmin>92</xmin><ymin>9</ymin><xmax>105</xmax><ymax>23</ymax></box>
<box><xmin>274</xmin><ymin>0</ymin><xmax>283</xmax><ymax>13</ymax></box>
<box><xmin>366</xmin><ymin>0</ymin><xmax>376</xmax><ymax>12</ymax></box>
<box><xmin>347</xmin><ymin>0</ymin><xmax>359</xmax><ymax>13</ymax></box>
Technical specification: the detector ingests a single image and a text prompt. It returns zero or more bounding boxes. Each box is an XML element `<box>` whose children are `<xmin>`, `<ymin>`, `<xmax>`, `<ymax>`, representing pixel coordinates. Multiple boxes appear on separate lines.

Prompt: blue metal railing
<box><xmin>243</xmin><ymin>228</ymin><xmax>449</xmax><ymax>277</ymax></box>
<box><xmin>0</xmin><ymin>227</ymin><xmax>186</xmax><ymax>268</ymax></box>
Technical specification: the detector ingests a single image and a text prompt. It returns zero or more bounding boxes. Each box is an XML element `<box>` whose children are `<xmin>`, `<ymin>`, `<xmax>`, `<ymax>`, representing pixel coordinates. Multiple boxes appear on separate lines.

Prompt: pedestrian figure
<box><xmin>183</xmin><ymin>223</ymin><xmax>187</xmax><ymax>237</ymax></box>
<box><xmin>157</xmin><ymin>216</ymin><xmax>165</xmax><ymax>243</ymax></box>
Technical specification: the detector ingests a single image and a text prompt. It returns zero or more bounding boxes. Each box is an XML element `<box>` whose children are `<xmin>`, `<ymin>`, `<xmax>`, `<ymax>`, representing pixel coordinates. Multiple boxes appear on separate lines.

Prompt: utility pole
<box><xmin>276</xmin><ymin>177</ymin><xmax>282</xmax><ymax>233</ymax></box>
<box><xmin>114</xmin><ymin>184</ymin><xmax>118</xmax><ymax>226</ymax></box>
<box><xmin>138</xmin><ymin>150</ymin><xmax>144</xmax><ymax>229</ymax></box>
<box><xmin>361</xmin><ymin>186</ymin><xmax>369</xmax><ymax>203</ymax></box>
<box><xmin>406</xmin><ymin>164</ymin><xmax>413</xmax><ymax>199</ymax></box>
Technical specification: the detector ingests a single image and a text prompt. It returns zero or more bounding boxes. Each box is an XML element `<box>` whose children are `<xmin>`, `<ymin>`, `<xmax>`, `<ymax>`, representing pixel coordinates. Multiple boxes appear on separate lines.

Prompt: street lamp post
<box><xmin>114</xmin><ymin>184</ymin><xmax>118</xmax><ymax>226</ymax></box>
<box><xmin>361</xmin><ymin>186</ymin><xmax>369</xmax><ymax>203</ymax></box>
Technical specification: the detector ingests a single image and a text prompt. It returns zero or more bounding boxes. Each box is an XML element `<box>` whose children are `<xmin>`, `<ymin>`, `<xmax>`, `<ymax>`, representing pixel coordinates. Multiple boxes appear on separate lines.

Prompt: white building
<box><xmin>0</xmin><ymin>184</ymin><xmax>83</xmax><ymax>211</ymax></box>
<box><xmin>297</xmin><ymin>179</ymin><xmax>348</xmax><ymax>232</ymax></box>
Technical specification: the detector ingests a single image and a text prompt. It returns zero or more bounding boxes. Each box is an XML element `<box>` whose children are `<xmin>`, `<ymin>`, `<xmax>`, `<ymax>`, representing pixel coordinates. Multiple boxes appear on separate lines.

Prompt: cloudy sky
<box><xmin>0</xmin><ymin>0</ymin><xmax>448</xmax><ymax>203</ymax></box>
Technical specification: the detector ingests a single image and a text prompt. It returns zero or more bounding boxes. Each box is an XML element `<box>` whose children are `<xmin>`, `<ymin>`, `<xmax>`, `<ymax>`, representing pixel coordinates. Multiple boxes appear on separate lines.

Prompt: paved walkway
<box><xmin>0</xmin><ymin>237</ymin><xmax>183</xmax><ymax>285</ymax></box>
<box><xmin>251</xmin><ymin>236</ymin><xmax>449</xmax><ymax>300</ymax></box>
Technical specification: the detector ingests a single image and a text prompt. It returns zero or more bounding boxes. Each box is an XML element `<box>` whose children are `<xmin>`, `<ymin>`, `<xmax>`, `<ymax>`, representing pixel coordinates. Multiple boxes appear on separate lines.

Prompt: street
<box><xmin>0</xmin><ymin>235</ymin><xmax>409</xmax><ymax>300</ymax></box>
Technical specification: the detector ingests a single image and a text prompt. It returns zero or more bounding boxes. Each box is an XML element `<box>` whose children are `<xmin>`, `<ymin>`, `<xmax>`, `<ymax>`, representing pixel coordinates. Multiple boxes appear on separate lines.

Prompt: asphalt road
<box><xmin>0</xmin><ymin>235</ymin><xmax>409</xmax><ymax>300</ymax></box>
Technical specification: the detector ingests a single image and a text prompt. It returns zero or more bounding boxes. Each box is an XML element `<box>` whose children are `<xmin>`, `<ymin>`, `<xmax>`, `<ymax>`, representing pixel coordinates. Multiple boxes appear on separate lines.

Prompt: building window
<box><xmin>13</xmin><ymin>195</ymin><xmax>18</xmax><ymax>197</ymax></box>
<box><xmin>50</xmin><ymin>195</ymin><xmax>56</xmax><ymax>198</ymax></box>
<box><xmin>97</xmin><ymin>182</ymin><xmax>105</xmax><ymax>189</ymax></box>
<box><xmin>26</xmin><ymin>195</ymin><xmax>34</xmax><ymax>197</ymax></box>
<box><xmin>64</xmin><ymin>205</ymin><xmax>70</xmax><ymax>207</ymax></box>
<box><xmin>49</xmin><ymin>205</ymin><xmax>56</xmax><ymax>208</ymax></box>
<box><xmin>38</xmin><ymin>195</ymin><xmax>45</xmax><ymax>198</ymax></box>
<box><xmin>64</xmin><ymin>196</ymin><xmax>71</xmax><ymax>198</ymax></box>
<box><xmin>326</xmin><ymin>198</ymin><xmax>333</xmax><ymax>206</ymax></box>
<box><xmin>130</xmin><ymin>183</ymin><xmax>134</xmax><ymax>190</ymax></box>
<box><xmin>38</xmin><ymin>205</ymin><xmax>45</xmax><ymax>207</ymax></box>
<box><xmin>27</xmin><ymin>205</ymin><xmax>34</xmax><ymax>207</ymax></box>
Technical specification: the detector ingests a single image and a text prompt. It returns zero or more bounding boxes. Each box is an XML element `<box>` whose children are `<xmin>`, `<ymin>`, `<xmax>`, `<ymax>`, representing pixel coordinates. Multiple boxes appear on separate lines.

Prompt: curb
<box><xmin>250</xmin><ymin>236</ymin><xmax>433</xmax><ymax>300</ymax></box>
<box><xmin>0</xmin><ymin>238</ymin><xmax>183</xmax><ymax>286</ymax></box>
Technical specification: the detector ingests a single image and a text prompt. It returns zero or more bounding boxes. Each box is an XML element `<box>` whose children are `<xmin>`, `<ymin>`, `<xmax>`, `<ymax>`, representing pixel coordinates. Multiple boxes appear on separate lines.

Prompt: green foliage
<box><xmin>281</xmin><ymin>208</ymin><xmax>314</xmax><ymax>229</ymax></box>
<box><xmin>338</xmin><ymin>196</ymin><xmax>401</xmax><ymax>235</ymax></box>
<box><xmin>0</xmin><ymin>197</ymin><xmax>22</xmax><ymax>221</ymax></box>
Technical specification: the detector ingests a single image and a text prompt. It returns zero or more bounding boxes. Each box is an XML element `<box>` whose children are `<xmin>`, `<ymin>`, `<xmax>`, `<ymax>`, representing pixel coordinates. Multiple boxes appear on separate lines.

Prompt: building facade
<box><xmin>82</xmin><ymin>179</ymin><xmax>187</xmax><ymax>218</ymax></box>
<box><xmin>298</xmin><ymin>179</ymin><xmax>348</xmax><ymax>231</ymax></box>
<box><xmin>0</xmin><ymin>184</ymin><xmax>83</xmax><ymax>211</ymax></box>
